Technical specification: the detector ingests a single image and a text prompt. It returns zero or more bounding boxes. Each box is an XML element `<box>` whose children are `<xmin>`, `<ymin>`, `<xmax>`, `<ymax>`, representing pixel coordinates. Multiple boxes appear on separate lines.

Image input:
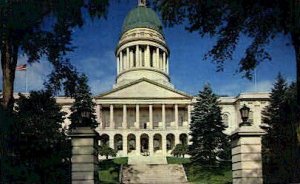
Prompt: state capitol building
<box><xmin>57</xmin><ymin>1</ymin><xmax>269</xmax><ymax>158</ymax></box>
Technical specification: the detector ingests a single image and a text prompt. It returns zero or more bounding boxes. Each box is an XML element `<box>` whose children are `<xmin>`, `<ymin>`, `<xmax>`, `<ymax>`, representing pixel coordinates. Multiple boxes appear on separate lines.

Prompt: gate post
<box><xmin>230</xmin><ymin>125</ymin><xmax>265</xmax><ymax>184</ymax></box>
<box><xmin>69</xmin><ymin>127</ymin><xmax>100</xmax><ymax>184</ymax></box>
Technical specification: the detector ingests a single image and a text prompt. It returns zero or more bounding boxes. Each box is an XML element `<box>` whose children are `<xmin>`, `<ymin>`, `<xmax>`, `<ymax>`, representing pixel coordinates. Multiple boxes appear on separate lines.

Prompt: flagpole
<box><xmin>25</xmin><ymin>68</ymin><xmax>28</xmax><ymax>93</ymax></box>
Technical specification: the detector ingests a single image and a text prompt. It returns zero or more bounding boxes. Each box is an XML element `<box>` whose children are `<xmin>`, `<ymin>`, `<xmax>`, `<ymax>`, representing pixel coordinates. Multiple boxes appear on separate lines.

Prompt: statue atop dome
<box><xmin>138</xmin><ymin>0</ymin><xmax>146</xmax><ymax>7</ymax></box>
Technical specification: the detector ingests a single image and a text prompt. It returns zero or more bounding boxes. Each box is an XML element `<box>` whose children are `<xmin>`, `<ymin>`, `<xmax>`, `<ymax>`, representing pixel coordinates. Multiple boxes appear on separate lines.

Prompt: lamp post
<box><xmin>239</xmin><ymin>104</ymin><xmax>251</xmax><ymax>127</ymax></box>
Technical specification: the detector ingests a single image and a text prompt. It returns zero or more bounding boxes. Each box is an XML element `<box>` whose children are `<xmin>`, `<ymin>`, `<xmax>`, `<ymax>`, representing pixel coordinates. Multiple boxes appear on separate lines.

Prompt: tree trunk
<box><xmin>1</xmin><ymin>40</ymin><xmax>18</xmax><ymax>111</ymax></box>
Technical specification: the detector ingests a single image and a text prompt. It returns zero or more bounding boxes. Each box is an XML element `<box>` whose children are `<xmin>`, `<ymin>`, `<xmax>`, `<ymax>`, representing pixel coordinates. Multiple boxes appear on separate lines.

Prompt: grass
<box><xmin>167</xmin><ymin>156</ymin><xmax>191</xmax><ymax>164</ymax></box>
<box><xmin>167</xmin><ymin>157</ymin><xmax>232</xmax><ymax>184</ymax></box>
<box><xmin>98</xmin><ymin>157</ymin><xmax>128</xmax><ymax>184</ymax></box>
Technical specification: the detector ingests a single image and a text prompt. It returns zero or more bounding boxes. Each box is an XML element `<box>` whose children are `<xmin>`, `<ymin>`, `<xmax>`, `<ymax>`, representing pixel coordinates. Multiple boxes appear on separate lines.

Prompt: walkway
<box><xmin>122</xmin><ymin>164</ymin><xmax>189</xmax><ymax>184</ymax></box>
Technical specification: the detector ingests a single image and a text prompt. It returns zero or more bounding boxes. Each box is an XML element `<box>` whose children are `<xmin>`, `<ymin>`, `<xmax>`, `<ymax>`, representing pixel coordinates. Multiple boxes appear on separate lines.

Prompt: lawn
<box><xmin>167</xmin><ymin>157</ymin><xmax>232</xmax><ymax>184</ymax></box>
<box><xmin>98</xmin><ymin>157</ymin><xmax>128</xmax><ymax>184</ymax></box>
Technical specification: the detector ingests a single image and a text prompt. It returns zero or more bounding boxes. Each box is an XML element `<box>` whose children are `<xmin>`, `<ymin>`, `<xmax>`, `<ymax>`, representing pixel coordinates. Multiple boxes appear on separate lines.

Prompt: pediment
<box><xmin>96</xmin><ymin>79</ymin><xmax>192</xmax><ymax>99</ymax></box>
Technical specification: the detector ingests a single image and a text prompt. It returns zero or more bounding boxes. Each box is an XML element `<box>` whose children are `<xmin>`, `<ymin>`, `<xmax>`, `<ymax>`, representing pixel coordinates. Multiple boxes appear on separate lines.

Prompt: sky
<box><xmin>0</xmin><ymin>0</ymin><xmax>296</xmax><ymax>96</ymax></box>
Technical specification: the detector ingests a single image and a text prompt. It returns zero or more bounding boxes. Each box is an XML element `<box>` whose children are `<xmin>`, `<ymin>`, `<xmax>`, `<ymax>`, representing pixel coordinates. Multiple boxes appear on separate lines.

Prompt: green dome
<box><xmin>122</xmin><ymin>6</ymin><xmax>163</xmax><ymax>34</ymax></box>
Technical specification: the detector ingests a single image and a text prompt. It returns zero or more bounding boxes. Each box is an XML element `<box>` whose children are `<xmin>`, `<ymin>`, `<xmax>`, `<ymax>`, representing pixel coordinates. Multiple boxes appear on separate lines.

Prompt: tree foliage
<box><xmin>3</xmin><ymin>91</ymin><xmax>71</xmax><ymax>183</ymax></box>
<box><xmin>69</xmin><ymin>74</ymin><xmax>97</xmax><ymax>129</ymax></box>
<box><xmin>189</xmin><ymin>84</ymin><xmax>230</xmax><ymax>166</ymax></box>
<box><xmin>0</xmin><ymin>0</ymin><xmax>109</xmax><ymax>110</ymax></box>
<box><xmin>171</xmin><ymin>144</ymin><xmax>188</xmax><ymax>158</ymax></box>
<box><xmin>99</xmin><ymin>144</ymin><xmax>117</xmax><ymax>160</ymax></box>
<box><xmin>262</xmin><ymin>74</ymin><xmax>300</xmax><ymax>183</ymax></box>
<box><xmin>153</xmin><ymin>0</ymin><xmax>300</xmax><ymax>105</ymax></box>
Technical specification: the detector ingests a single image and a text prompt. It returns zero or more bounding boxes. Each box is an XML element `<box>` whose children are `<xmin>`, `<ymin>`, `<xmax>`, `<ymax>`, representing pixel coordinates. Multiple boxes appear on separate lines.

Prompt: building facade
<box><xmin>57</xmin><ymin>2</ymin><xmax>270</xmax><ymax>158</ymax></box>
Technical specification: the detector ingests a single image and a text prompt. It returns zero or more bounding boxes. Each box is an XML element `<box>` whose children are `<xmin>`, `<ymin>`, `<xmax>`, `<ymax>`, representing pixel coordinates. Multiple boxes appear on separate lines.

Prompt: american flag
<box><xmin>16</xmin><ymin>64</ymin><xmax>27</xmax><ymax>71</ymax></box>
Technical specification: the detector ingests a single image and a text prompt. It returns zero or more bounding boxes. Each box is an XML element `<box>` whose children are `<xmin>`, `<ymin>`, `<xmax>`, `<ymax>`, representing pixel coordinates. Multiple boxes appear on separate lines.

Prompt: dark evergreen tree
<box><xmin>99</xmin><ymin>144</ymin><xmax>117</xmax><ymax>160</ymax></box>
<box><xmin>6</xmin><ymin>91</ymin><xmax>71</xmax><ymax>184</ymax></box>
<box><xmin>189</xmin><ymin>84</ymin><xmax>229</xmax><ymax>167</ymax></box>
<box><xmin>262</xmin><ymin>74</ymin><xmax>299</xmax><ymax>183</ymax></box>
<box><xmin>69</xmin><ymin>74</ymin><xmax>97</xmax><ymax>129</ymax></box>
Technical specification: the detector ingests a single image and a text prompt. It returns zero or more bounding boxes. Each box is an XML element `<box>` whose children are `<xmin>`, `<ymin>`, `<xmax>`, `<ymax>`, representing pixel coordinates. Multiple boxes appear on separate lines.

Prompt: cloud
<box><xmin>245</xmin><ymin>80</ymin><xmax>272</xmax><ymax>93</ymax></box>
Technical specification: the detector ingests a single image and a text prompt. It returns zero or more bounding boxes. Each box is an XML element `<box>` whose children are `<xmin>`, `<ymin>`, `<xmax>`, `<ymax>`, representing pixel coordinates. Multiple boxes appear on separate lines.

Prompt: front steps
<box><xmin>121</xmin><ymin>164</ymin><xmax>189</xmax><ymax>184</ymax></box>
<box><xmin>128</xmin><ymin>155</ymin><xmax>167</xmax><ymax>165</ymax></box>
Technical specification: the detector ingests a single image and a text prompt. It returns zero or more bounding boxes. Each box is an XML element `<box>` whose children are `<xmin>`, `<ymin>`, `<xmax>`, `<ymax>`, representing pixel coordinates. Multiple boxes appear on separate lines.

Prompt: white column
<box><xmin>149</xmin><ymin>134</ymin><xmax>154</xmax><ymax>155</ymax></box>
<box><xmin>162</xmin><ymin>135</ymin><xmax>167</xmax><ymax>155</ymax></box>
<box><xmin>122</xmin><ymin>105</ymin><xmax>127</xmax><ymax>129</ymax></box>
<box><xmin>163</xmin><ymin>52</ymin><xmax>166</xmax><ymax>72</ymax></box>
<box><xmin>136</xmin><ymin>104</ymin><xmax>140</xmax><ymax>129</ymax></box>
<box><xmin>95</xmin><ymin>104</ymin><xmax>101</xmax><ymax>128</ymax></box>
<box><xmin>136</xmin><ymin>134</ymin><xmax>141</xmax><ymax>155</ymax></box>
<box><xmin>130</xmin><ymin>49</ymin><xmax>134</xmax><ymax>68</ymax></box>
<box><xmin>175</xmin><ymin>104</ymin><xmax>178</xmax><ymax>129</ymax></box>
<box><xmin>117</xmin><ymin>56</ymin><xmax>120</xmax><ymax>74</ymax></box>
<box><xmin>175</xmin><ymin>134</ymin><xmax>180</xmax><ymax>145</ymax></box>
<box><xmin>126</xmin><ymin>47</ymin><xmax>129</xmax><ymax>70</ymax></box>
<box><xmin>187</xmin><ymin>105</ymin><xmax>191</xmax><ymax>126</ymax></box>
<box><xmin>136</xmin><ymin>45</ymin><xmax>140</xmax><ymax>67</ymax></box>
<box><xmin>145</xmin><ymin>45</ymin><xmax>150</xmax><ymax>67</ymax></box>
<box><xmin>123</xmin><ymin>134</ymin><xmax>128</xmax><ymax>156</ymax></box>
<box><xmin>110</xmin><ymin>105</ymin><xmax>114</xmax><ymax>129</ymax></box>
<box><xmin>156</xmin><ymin>48</ymin><xmax>159</xmax><ymax>69</ymax></box>
<box><xmin>149</xmin><ymin>105</ymin><xmax>153</xmax><ymax>129</ymax></box>
<box><xmin>162</xmin><ymin>104</ymin><xmax>165</xmax><ymax>129</ymax></box>
<box><xmin>109</xmin><ymin>134</ymin><xmax>114</xmax><ymax>150</ymax></box>
<box><xmin>120</xmin><ymin>51</ymin><xmax>123</xmax><ymax>72</ymax></box>
<box><xmin>166</xmin><ymin>57</ymin><xmax>169</xmax><ymax>74</ymax></box>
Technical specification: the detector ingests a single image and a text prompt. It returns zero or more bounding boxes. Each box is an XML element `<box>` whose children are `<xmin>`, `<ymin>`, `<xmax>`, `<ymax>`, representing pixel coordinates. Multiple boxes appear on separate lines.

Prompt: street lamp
<box><xmin>76</xmin><ymin>110</ymin><xmax>91</xmax><ymax>127</ymax></box>
<box><xmin>239</xmin><ymin>104</ymin><xmax>251</xmax><ymax>127</ymax></box>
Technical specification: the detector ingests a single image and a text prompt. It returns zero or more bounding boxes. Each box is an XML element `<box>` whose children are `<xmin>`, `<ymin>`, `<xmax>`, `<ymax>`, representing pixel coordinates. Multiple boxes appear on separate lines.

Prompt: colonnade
<box><xmin>100</xmin><ymin>132</ymin><xmax>189</xmax><ymax>156</ymax></box>
<box><xmin>117</xmin><ymin>45</ymin><xmax>169</xmax><ymax>74</ymax></box>
<box><xmin>98</xmin><ymin>104</ymin><xmax>191</xmax><ymax>130</ymax></box>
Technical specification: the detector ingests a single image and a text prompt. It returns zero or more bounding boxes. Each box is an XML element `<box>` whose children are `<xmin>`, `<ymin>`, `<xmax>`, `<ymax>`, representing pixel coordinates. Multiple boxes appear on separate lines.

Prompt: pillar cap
<box><xmin>230</xmin><ymin>125</ymin><xmax>265</xmax><ymax>140</ymax></box>
<box><xmin>68</xmin><ymin>127</ymin><xmax>100</xmax><ymax>138</ymax></box>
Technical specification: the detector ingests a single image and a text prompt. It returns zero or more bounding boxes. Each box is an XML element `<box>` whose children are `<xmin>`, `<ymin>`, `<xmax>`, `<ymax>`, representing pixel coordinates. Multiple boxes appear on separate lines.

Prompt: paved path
<box><xmin>128</xmin><ymin>155</ymin><xmax>167</xmax><ymax>165</ymax></box>
<box><xmin>121</xmin><ymin>164</ymin><xmax>189</xmax><ymax>184</ymax></box>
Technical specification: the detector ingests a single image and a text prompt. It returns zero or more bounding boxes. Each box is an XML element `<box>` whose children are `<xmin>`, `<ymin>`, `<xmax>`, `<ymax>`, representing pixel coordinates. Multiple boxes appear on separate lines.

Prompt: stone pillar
<box><xmin>117</xmin><ymin>56</ymin><xmax>120</xmax><ymax>74</ymax></box>
<box><xmin>136</xmin><ymin>104</ymin><xmax>140</xmax><ymax>129</ymax></box>
<box><xmin>120</xmin><ymin>51</ymin><xmax>123</xmax><ymax>72</ymax></box>
<box><xmin>156</xmin><ymin>48</ymin><xmax>159</xmax><ymax>69</ymax></box>
<box><xmin>231</xmin><ymin>125</ymin><xmax>265</xmax><ymax>184</ymax></box>
<box><xmin>123</xmin><ymin>134</ymin><xmax>128</xmax><ymax>156</ymax></box>
<box><xmin>70</xmin><ymin>127</ymin><xmax>99</xmax><ymax>184</ymax></box>
<box><xmin>136</xmin><ymin>134</ymin><xmax>141</xmax><ymax>155</ymax></box>
<box><xmin>122</xmin><ymin>105</ymin><xmax>127</xmax><ymax>129</ymax></box>
<box><xmin>187</xmin><ymin>105</ymin><xmax>191</xmax><ymax>126</ymax></box>
<box><xmin>130</xmin><ymin>49</ymin><xmax>134</xmax><ymax>68</ymax></box>
<box><xmin>175</xmin><ymin>134</ymin><xmax>180</xmax><ymax>145</ymax></box>
<box><xmin>166</xmin><ymin>57</ymin><xmax>169</xmax><ymax>74</ymax></box>
<box><xmin>145</xmin><ymin>45</ymin><xmax>150</xmax><ymax>67</ymax></box>
<box><xmin>149</xmin><ymin>134</ymin><xmax>154</xmax><ymax>155</ymax></box>
<box><xmin>163</xmin><ymin>52</ymin><xmax>166</xmax><ymax>72</ymax></box>
<box><xmin>149</xmin><ymin>104</ymin><xmax>153</xmax><ymax>129</ymax></box>
<box><xmin>162</xmin><ymin>134</ymin><xmax>167</xmax><ymax>155</ymax></box>
<box><xmin>161</xmin><ymin>104</ymin><xmax>165</xmax><ymax>129</ymax></box>
<box><xmin>109</xmin><ymin>134</ymin><xmax>114</xmax><ymax>150</ymax></box>
<box><xmin>174</xmin><ymin>104</ymin><xmax>178</xmax><ymax>129</ymax></box>
<box><xmin>136</xmin><ymin>45</ymin><xmax>139</xmax><ymax>67</ymax></box>
<box><xmin>126</xmin><ymin>47</ymin><xmax>129</xmax><ymax>70</ymax></box>
<box><xmin>110</xmin><ymin>105</ymin><xmax>114</xmax><ymax>129</ymax></box>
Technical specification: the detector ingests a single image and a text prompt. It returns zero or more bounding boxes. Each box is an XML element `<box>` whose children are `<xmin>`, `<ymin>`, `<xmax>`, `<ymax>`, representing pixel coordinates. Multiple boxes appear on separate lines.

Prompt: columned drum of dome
<box><xmin>114</xmin><ymin>2</ymin><xmax>172</xmax><ymax>88</ymax></box>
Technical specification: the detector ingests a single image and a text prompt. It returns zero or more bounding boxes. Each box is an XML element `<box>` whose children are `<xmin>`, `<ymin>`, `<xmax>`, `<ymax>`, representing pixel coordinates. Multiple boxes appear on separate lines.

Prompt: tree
<box><xmin>154</xmin><ymin>0</ymin><xmax>300</xmax><ymax>104</ymax></box>
<box><xmin>99</xmin><ymin>144</ymin><xmax>117</xmax><ymax>160</ymax></box>
<box><xmin>69</xmin><ymin>74</ymin><xmax>97</xmax><ymax>129</ymax></box>
<box><xmin>262</xmin><ymin>74</ymin><xmax>299</xmax><ymax>183</ymax></box>
<box><xmin>189</xmin><ymin>84</ymin><xmax>229</xmax><ymax>167</ymax></box>
<box><xmin>0</xmin><ymin>0</ymin><xmax>109</xmax><ymax>111</ymax></box>
<box><xmin>171</xmin><ymin>144</ymin><xmax>188</xmax><ymax>158</ymax></box>
<box><xmin>5</xmin><ymin>91</ymin><xmax>71</xmax><ymax>183</ymax></box>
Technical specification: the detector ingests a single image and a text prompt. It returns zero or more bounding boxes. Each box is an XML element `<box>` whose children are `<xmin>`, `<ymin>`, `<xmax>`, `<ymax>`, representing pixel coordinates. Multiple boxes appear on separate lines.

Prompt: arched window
<box><xmin>222</xmin><ymin>114</ymin><xmax>229</xmax><ymax>127</ymax></box>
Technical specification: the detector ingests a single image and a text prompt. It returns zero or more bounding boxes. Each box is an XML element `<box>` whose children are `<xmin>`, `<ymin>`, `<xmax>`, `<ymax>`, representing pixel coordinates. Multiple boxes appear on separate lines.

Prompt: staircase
<box><xmin>121</xmin><ymin>164</ymin><xmax>189</xmax><ymax>184</ymax></box>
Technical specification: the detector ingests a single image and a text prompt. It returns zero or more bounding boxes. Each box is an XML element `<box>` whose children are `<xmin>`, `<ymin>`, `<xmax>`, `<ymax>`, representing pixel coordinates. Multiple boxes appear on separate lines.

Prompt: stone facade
<box><xmin>53</xmin><ymin>4</ymin><xmax>270</xmax><ymax>158</ymax></box>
